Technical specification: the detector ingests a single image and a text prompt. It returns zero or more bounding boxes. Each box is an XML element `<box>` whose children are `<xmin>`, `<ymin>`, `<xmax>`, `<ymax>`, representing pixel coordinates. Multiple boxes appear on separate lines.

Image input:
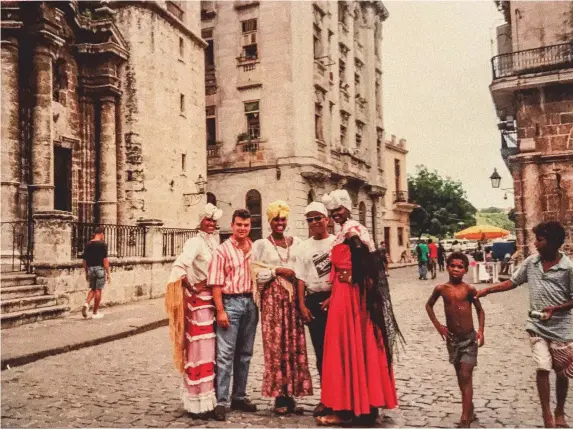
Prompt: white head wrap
<box><xmin>322</xmin><ymin>189</ymin><xmax>352</xmax><ymax>211</ymax></box>
<box><xmin>304</xmin><ymin>202</ymin><xmax>328</xmax><ymax>217</ymax></box>
<box><xmin>198</xmin><ymin>203</ymin><xmax>223</xmax><ymax>224</ymax></box>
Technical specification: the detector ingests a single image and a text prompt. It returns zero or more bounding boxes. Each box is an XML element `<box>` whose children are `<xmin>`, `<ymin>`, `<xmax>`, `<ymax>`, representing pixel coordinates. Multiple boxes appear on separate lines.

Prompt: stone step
<box><xmin>0</xmin><ymin>284</ymin><xmax>46</xmax><ymax>301</ymax></box>
<box><xmin>1</xmin><ymin>295</ymin><xmax>59</xmax><ymax>314</ymax></box>
<box><xmin>1</xmin><ymin>305</ymin><xmax>71</xmax><ymax>329</ymax></box>
<box><xmin>1</xmin><ymin>273</ymin><xmax>37</xmax><ymax>288</ymax></box>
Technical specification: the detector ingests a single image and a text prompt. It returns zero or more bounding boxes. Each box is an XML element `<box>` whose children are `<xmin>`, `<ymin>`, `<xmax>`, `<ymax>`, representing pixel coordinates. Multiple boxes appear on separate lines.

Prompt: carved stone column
<box><xmin>97</xmin><ymin>96</ymin><xmax>118</xmax><ymax>225</ymax></box>
<box><xmin>1</xmin><ymin>37</ymin><xmax>20</xmax><ymax>224</ymax></box>
<box><xmin>30</xmin><ymin>44</ymin><xmax>55</xmax><ymax>212</ymax></box>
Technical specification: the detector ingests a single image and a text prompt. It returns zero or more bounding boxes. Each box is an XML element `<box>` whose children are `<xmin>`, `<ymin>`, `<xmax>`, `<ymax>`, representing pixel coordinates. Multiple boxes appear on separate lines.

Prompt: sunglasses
<box><xmin>306</xmin><ymin>216</ymin><xmax>325</xmax><ymax>223</ymax></box>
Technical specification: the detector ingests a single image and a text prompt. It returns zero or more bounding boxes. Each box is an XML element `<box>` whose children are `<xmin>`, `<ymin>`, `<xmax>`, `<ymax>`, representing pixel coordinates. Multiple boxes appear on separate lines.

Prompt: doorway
<box><xmin>54</xmin><ymin>146</ymin><xmax>72</xmax><ymax>212</ymax></box>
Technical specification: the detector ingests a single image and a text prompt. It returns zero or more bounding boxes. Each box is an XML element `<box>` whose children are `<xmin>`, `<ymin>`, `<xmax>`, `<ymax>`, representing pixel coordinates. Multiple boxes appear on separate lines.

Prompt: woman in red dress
<box><xmin>318</xmin><ymin>189</ymin><xmax>403</xmax><ymax>426</ymax></box>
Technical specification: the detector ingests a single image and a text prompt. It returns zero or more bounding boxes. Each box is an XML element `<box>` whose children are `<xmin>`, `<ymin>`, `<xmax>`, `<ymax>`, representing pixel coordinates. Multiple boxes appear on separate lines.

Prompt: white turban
<box><xmin>304</xmin><ymin>201</ymin><xmax>328</xmax><ymax>217</ymax></box>
<box><xmin>322</xmin><ymin>189</ymin><xmax>352</xmax><ymax>211</ymax></box>
<box><xmin>198</xmin><ymin>203</ymin><xmax>223</xmax><ymax>224</ymax></box>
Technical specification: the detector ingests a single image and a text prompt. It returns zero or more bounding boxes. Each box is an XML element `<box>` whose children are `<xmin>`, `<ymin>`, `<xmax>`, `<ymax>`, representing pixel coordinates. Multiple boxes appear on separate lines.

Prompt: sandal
<box><xmin>317</xmin><ymin>414</ymin><xmax>352</xmax><ymax>426</ymax></box>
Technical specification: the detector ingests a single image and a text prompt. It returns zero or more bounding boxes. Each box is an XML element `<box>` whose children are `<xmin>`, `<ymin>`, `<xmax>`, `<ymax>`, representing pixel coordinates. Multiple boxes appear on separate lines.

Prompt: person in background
<box><xmin>476</xmin><ymin>221</ymin><xmax>573</xmax><ymax>428</ymax></box>
<box><xmin>452</xmin><ymin>240</ymin><xmax>463</xmax><ymax>253</ymax></box>
<box><xmin>417</xmin><ymin>240</ymin><xmax>430</xmax><ymax>281</ymax></box>
<box><xmin>428</xmin><ymin>239</ymin><xmax>438</xmax><ymax>280</ymax></box>
<box><xmin>81</xmin><ymin>226</ymin><xmax>110</xmax><ymax>319</ymax></box>
<box><xmin>437</xmin><ymin>242</ymin><xmax>446</xmax><ymax>272</ymax></box>
<box><xmin>296</xmin><ymin>202</ymin><xmax>335</xmax><ymax>417</ymax></box>
<box><xmin>378</xmin><ymin>241</ymin><xmax>391</xmax><ymax>277</ymax></box>
<box><xmin>164</xmin><ymin>203</ymin><xmax>223</xmax><ymax>418</ymax></box>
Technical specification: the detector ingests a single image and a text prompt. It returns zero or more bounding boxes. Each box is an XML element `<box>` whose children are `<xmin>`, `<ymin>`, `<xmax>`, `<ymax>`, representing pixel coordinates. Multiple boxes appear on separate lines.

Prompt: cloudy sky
<box><xmin>382</xmin><ymin>1</ymin><xmax>514</xmax><ymax>210</ymax></box>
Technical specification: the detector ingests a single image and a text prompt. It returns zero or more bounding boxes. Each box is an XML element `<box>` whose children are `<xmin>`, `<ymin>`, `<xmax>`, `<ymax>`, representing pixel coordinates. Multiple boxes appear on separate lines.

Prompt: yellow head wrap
<box><xmin>266</xmin><ymin>200</ymin><xmax>290</xmax><ymax>223</ymax></box>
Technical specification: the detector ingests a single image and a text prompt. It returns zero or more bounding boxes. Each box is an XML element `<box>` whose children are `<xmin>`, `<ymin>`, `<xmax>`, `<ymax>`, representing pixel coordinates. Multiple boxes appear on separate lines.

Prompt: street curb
<box><xmin>1</xmin><ymin>318</ymin><xmax>168</xmax><ymax>370</ymax></box>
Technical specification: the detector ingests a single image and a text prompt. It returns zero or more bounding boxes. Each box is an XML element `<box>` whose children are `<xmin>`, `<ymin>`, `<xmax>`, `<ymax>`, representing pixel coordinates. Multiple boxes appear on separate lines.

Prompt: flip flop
<box><xmin>317</xmin><ymin>415</ymin><xmax>352</xmax><ymax>426</ymax></box>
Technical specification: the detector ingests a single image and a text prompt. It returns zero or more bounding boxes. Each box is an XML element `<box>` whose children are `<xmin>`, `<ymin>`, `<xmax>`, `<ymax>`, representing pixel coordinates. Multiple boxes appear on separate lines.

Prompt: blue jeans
<box><xmin>216</xmin><ymin>295</ymin><xmax>259</xmax><ymax>407</ymax></box>
<box><xmin>418</xmin><ymin>262</ymin><xmax>428</xmax><ymax>279</ymax></box>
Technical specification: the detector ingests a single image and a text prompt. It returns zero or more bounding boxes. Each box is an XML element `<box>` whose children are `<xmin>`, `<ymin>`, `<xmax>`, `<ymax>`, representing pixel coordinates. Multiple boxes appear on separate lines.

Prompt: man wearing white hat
<box><xmin>295</xmin><ymin>201</ymin><xmax>335</xmax><ymax>417</ymax></box>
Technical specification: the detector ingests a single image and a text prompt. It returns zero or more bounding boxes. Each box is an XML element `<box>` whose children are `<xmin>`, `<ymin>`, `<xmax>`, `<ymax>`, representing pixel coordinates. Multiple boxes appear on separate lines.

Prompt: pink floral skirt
<box><xmin>260</xmin><ymin>280</ymin><xmax>313</xmax><ymax>398</ymax></box>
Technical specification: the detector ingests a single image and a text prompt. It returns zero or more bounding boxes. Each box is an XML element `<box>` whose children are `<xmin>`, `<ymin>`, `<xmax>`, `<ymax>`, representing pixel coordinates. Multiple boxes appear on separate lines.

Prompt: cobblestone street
<box><xmin>2</xmin><ymin>267</ymin><xmax>570</xmax><ymax>428</ymax></box>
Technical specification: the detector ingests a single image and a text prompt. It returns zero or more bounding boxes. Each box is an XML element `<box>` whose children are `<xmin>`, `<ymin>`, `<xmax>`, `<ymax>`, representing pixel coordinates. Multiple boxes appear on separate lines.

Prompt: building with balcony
<box><xmin>489</xmin><ymin>1</ymin><xmax>573</xmax><ymax>256</ymax></box>
<box><xmin>382</xmin><ymin>135</ymin><xmax>416</xmax><ymax>262</ymax></box>
<box><xmin>202</xmin><ymin>0</ymin><xmax>408</xmax><ymax>243</ymax></box>
<box><xmin>0</xmin><ymin>1</ymin><xmax>208</xmax><ymax>323</ymax></box>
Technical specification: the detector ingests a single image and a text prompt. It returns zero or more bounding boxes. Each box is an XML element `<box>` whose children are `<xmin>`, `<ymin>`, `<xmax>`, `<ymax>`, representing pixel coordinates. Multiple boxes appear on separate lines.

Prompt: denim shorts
<box><xmin>87</xmin><ymin>266</ymin><xmax>106</xmax><ymax>290</ymax></box>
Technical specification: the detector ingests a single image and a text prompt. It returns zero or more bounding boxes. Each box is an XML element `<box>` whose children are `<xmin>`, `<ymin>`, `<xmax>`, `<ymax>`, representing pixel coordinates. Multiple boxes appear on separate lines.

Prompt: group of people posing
<box><xmin>164</xmin><ymin>187</ymin><xmax>573</xmax><ymax>428</ymax></box>
<box><xmin>165</xmin><ymin>189</ymin><xmax>402</xmax><ymax>426</ymax></box>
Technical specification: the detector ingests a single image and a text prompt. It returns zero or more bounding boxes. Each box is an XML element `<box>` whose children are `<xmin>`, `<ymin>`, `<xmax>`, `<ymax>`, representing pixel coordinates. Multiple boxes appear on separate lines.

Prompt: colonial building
<box><xmin>0</xmin><ymin>1</ymin><xmax>207</xmax><ymax>325</ymax></box>
<box><xmin>201</xmin><ymin>0</ymin><xmax>412</xmax><ymax>245</ymax></box>
<box><xmin>382</xmin><ymin>135</ymin><xmax>416</xmax><ymax>262</ymax></box>
<box><xmin>490</xmin><ymin>1</ymin><xmax>573</xmax><ymax>256</ymax></box>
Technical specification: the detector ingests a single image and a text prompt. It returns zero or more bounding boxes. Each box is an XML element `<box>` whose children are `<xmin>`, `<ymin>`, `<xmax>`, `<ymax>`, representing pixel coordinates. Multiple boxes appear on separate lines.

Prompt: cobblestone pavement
<box><xmin>2</xmin><ymin>268</ymin><xmax>570</xmax><ymax>428</ymax></box>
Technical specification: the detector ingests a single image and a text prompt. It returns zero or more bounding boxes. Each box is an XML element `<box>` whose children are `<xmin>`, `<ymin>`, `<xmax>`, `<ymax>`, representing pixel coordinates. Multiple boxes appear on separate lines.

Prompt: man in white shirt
<box><xmin>296</xmin><ymin>202</ymin><xmax>335</xmax><ymax>417</ymax></box>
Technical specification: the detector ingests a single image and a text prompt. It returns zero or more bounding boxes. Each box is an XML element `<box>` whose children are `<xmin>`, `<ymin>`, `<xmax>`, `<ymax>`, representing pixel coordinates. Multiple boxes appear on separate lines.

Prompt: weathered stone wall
<box><xmin>115</xmin><ymin>3</ymin><xmax>206</xmax><ymax>228</ymax></box>
<box><xmin>35</xmin><ymin>258</ymin><xmax>174</xmax><ymax>311</ymax></box>
<box><xmin>512</xmin><ymin>82</ymin><xmax>573</xmax><ymax>256</ymax></box>
<box><xmin>509</xmin><ymin>2</ymin><xmax>573</xmax><ymax>51</ymax></box>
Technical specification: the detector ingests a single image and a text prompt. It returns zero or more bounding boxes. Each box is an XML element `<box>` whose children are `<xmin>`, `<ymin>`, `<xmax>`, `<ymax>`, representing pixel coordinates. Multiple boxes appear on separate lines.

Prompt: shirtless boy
<box><xmin>426</xmin><ymin>252</ymin><xmax>485</xmax><ymax>428</ymax></box>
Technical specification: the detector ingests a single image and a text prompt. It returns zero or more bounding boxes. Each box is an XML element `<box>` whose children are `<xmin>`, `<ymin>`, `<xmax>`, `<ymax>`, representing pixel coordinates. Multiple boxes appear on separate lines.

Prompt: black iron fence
<box><xmin>71</xmin><ymin>223</ymin><xmax>147</xmax><ymax>259</ymax></box>
<box><xmin>393</xmin><ymin>191</ymin><xmax>409</xmax><ymax>203</ymax></box>
<box><xmin>492</xmin><ymin>42</ymin><xmax>573</xmax><ymax>79</ymax></box>
<box><xmin>161</xmin><ymin>228</ymin><xmax>199</xmax><ymax>257</ymax></box>
<box><xmin>1</xmin><ymin>221</ymin><xmax>33</xmax><ymax>273</ymax></box>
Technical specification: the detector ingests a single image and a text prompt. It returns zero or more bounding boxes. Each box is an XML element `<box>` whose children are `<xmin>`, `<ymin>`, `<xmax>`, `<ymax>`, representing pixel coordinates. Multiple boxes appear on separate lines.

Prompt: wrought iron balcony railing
<box><xmin>393</xmin><ymin>191</ymin><xmax>408</xmax><ymax>203</ymax></box>
<box><xmin>491</xmin><ymin>42</ymin><xmax>573</xmax><ymax>79</ymax></box>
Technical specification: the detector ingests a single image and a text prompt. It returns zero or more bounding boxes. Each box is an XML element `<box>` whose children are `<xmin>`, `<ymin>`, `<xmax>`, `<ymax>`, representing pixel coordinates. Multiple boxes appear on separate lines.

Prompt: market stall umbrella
<box><xmin>454</xmin><ymin>225</ymin><xmax>510</xmax><ymax>241</ymax></box>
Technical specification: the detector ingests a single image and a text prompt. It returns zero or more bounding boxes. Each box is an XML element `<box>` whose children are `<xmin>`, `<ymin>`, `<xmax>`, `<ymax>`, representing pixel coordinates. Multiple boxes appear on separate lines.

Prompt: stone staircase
<box><xmin>1</xmin><ymin>272</ymin><xmax>70</xmax><ymax>329</ymax></box>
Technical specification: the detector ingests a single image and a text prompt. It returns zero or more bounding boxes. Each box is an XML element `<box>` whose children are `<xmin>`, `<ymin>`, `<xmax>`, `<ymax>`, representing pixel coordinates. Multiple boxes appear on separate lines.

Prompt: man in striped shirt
<box><xmin>477</xmin><ymin>221</ymin><xmax>573</xmax><ymax>428</ymax></box>
<box><xmin>208</xmin><ymin>209</ymin><xmax>258</xmax><ymax>421</ymax></box>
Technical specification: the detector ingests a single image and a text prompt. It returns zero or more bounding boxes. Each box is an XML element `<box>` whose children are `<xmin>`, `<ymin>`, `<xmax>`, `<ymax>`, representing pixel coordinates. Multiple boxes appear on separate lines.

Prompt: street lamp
<box><xmin>183</xmin><ymin>174</ymin><xmax>208</xmax><ymax>206</ymax></box>
<box><xmin>489</xmin><ymin>168</ymin><xmax>502</xmax><ymax>189</ymax></box>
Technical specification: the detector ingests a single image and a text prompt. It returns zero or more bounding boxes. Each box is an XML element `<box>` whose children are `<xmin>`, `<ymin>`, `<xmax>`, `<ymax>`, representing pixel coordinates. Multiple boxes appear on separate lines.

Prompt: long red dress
<box><xmin>320</xmin><ymin>243</ymin><xmax>398</xmax><ymax>416</ymax></box>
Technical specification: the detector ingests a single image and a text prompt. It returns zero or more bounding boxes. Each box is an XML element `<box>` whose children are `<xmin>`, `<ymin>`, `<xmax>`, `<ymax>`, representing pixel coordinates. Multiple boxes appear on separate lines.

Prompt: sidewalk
<box><xmin>1</xmin><ymin>297</ymin><xmax>168</xmax><ymax>370</ymax></box>
<box><xmin>1</xmin><ymin>264</ymin><xmax>417</xmax><ymax>371</ymax></box>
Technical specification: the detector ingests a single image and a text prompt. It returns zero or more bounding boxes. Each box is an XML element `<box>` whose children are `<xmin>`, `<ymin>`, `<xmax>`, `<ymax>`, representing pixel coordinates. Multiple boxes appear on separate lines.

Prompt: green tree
<box><xmin>408</xmin><ymin>165</ymin><xmax>477</xmax><ymax>238</ymax></box>
<box><xmin>476</xmin><ymin>208</ymin><xmax>515</xmax><ymax>232</ymax></box>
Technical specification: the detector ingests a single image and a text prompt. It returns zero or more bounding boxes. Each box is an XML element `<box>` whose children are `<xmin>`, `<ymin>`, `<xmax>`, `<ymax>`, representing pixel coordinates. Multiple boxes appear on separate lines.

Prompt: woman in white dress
<box><xmin>252</xmin><ymin>200</ymin><xmax>313</xmax><ymax>415</ymax></box>
<box><xmin>165</xmin><ymin>203</ymin><xmax>222</xmax><ymax>418</ymax></box>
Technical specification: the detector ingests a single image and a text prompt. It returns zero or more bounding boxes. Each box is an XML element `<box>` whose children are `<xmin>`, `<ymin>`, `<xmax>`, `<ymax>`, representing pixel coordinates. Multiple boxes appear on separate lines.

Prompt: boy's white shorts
<box><xmin>529</xmin><ymin>335</ymin><xmax>553</xmax><ymax>371</ymax></box>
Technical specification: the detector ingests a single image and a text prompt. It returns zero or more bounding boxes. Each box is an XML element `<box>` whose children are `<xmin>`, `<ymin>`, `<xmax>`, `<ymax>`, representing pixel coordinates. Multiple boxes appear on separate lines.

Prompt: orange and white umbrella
<box><xmin>454</xmin><ymin>225</ymin><xmax>510</xmax><ymax>241</ymax></box>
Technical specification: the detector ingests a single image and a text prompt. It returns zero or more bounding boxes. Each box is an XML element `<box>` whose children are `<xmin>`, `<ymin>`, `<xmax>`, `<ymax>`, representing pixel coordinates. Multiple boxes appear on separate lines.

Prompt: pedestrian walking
<box><xmin>437</xmin><ymin>242</ymin><xmax>446</xmax><ymax>272</ymax></box>
<box><xmin>452</xmin><ymin>240</ymin><xmax>463</xmax><ymax>253</ymax></box>
<box><xmin>416</xmin><ymin>240</ymin><xmax>429</xmax><ymax>280</ymax></box>
<box><xmin>295</xmin><ymin>202</ymin><xmax>335</xmax><ymax>417</ymax></box>
<box><xmin>425</xmin><ymin>252</ymin><xmax>485</xmax><ymax>427</ymax></box>
<box><xmin>316</xmin><ymin>189</ymin><xmax>403</xmax><ymax>427</ymax></box>
<box><xmin>164</xmin><ymin>203</ymin><xmax>223</xmax><ymax>418</ymax></box>
<box><xmin>428</xmin><ymin>239</ymin><xmax>438</xmax><ymax>279</ymax></box>
<box><xmin>251</xmin><ymin>201</ymin><xmax>313</xmax><ymax>415</ymax></box>
<box><xmin>207</xmin><ymin>209</ymin><xmax>259</xmax><ymax>421</ymax></box>
<box><xmin>81</xmin><ymin>226</ymin><xmax>110</xmax><ymax>319</ymax></box>
<box><xmin>377</xmin><ymin>241</ymin><xmax>391</xmax><ymax>277</ymax></box>
<box><xmin>476</xmin><ymin>221</ymin><xmax>573</xmax><ymax>428</ymax></box>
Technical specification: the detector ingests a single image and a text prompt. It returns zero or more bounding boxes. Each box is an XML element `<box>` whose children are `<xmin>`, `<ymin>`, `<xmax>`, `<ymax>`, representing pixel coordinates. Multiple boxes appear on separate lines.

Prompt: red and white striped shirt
<box><xmin>207</xmin><ymin>237</ymin><xmax>253</xmax><ymax>295</ymax></box>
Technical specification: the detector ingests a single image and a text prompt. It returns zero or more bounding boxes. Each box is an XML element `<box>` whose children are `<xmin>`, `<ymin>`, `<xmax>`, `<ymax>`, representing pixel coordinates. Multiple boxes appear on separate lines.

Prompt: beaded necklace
<box><xmin>269</xmin><ymin>235</ymin><xmax>291</xmax><ymax>264</ymax></box>
<box><xmin>200</xmin><ymin>232</ymin><xmax>215</xmax><ymax>254</ymax></box>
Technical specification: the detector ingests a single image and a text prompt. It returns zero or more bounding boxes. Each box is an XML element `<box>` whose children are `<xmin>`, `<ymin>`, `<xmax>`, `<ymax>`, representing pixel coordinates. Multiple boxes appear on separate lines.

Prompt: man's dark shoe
<box><xmin>213</xmin><ymin>405</ymin><xmax>226</xmax><ymax>421</ymax></box>
<box><xmin>231</xmin><ymin>398</ymin><xmax>257</xmax><ymax>412</ymax></box>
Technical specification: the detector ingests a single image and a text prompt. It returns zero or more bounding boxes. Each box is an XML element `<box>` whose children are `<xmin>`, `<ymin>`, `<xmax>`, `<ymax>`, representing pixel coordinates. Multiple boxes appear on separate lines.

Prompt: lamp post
<box><xmin>183</xmin><ymin>174</ymin><xmax>208</xmax><ymax>206</ymax></box>
<box><xmin>490</xmin><ymin>168</ymin><xmax>502</xmax><ymax>189</ymax></box>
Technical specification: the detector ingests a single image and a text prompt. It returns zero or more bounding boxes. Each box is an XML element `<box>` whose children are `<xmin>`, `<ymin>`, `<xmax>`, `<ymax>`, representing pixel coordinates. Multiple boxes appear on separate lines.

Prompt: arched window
<box><xmin>206</xmin><ymin>192</ymin><xmax>217</xmax><ymax>206</ymax></box>
<box><xmin>307</xmin><ymin>189</ymin><xmax>315</xmax><ymax>205</ymax></box>
<box><xmin>358</xmin><ymin>201</ymin><xmax>366</xmax><ymax>226</ymax></box>
<box><xmin>246</xmin><ymin>189</ymin><xmax>262</xmax><ymax>241</ymax></box>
